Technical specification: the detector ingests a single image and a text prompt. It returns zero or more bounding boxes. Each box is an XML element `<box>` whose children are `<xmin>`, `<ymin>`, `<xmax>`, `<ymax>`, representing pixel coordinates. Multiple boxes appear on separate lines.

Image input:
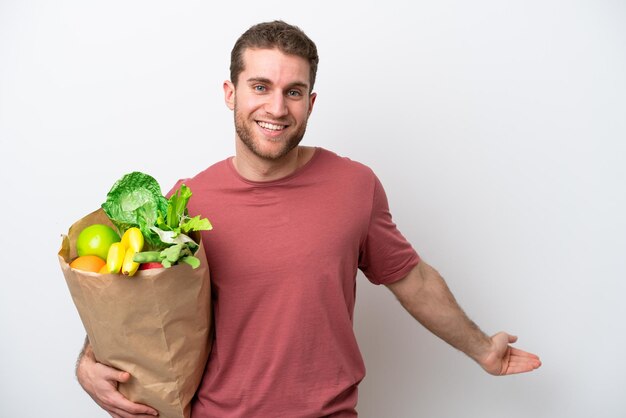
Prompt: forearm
<box><xmin>387</xmin><ymin>262</ymin><xmax>491</xmax><ymax>362</ymax></box>
<box><xmin>76</xmin><ymin>335</ymin><xmax>89</xmax><ymax>366</ymax></box>
<box><xmin>76</xmin><ymin>335</ymin><xmax>94</xmax><ymax>387</ymax></box>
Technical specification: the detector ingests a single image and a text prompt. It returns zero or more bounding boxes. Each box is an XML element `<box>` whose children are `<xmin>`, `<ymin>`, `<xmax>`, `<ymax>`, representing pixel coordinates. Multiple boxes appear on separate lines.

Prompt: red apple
<box><xmin>139</xmin><ymin>262</ymin><xmax>164</xmax><ymax>270</ymax></box>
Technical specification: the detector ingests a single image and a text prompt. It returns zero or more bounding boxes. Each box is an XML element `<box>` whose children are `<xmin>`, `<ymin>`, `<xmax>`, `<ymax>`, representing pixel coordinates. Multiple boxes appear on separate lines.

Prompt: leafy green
<box><xmin>166</xmin><ymin>184</ymin><xmax>192</xmax><ymax>229</ymax></box>
<box><xmin>151</xmin><ymin>183</ymin><xmax>212</xmax><ymax>251</ymax></box>
<box><xmin>180</xmin><ymin>256</ymin><xmax>200</xmax><ymax>269</ymax></box>
<box><xmin>181</xmin><ymin>215</ymin><xmax>212</xmax><ymax>234</ymax></box>
<box><xmin>159</xmin><ymin>244</ymin><xmax>199</xmax><ymax>268</ymax></box>
<box><xmin>162</xmin><ymin>185</ymin><xmax>213</xmax><ymax>233</ymax></box>
<box><xmin>101</xmin><ymin>172</ymin><xmax>168</xmax><ymax>249</ymax></box>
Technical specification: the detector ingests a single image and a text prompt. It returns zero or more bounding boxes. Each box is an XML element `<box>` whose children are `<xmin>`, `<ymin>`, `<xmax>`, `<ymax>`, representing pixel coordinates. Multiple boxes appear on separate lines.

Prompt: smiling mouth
<box><xmin>257</xmin><ymin>121</ymin><xmax>287</xmax><ymax>131</ymax></box>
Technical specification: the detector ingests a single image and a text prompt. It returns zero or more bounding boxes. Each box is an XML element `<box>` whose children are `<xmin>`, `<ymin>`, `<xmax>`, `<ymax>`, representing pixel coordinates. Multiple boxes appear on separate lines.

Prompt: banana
<box><xmin>121</xmin><ymin>227</ymin><xmax>144</xmax><ymax>252</ymax></box>
<box><xmin>106</xmin><ymin>242</ymin><xmax>126</xmax><ymax>274</ymax></box>
<box><xmin>122</xmin><ymin>248</ymin><xmax>140</xmax><ymax>276</ymax></box>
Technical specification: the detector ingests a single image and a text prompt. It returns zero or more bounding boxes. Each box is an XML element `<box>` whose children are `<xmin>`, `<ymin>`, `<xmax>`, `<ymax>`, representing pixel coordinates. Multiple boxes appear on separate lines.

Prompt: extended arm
<box><xmin>386</xmin><ymin>261</ymin><xmax>541</xmax><ymax>375</ymax></box>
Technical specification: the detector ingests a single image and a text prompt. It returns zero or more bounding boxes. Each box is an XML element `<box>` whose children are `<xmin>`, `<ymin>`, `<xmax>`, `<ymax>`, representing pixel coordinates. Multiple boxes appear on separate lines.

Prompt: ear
<box><xmin>223</xmin><ymin>80</ymin><xmax>235</xmax><ymax>110</ymax></box>
<box><xmin>308</xmin><ymin>92</ymin><xmax>317</xmax><ymax>116</ymax></box>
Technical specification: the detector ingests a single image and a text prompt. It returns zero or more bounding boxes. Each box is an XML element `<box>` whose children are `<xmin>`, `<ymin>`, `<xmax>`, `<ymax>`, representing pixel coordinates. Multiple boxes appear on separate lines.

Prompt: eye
<box><xmin>287</xmin><ymin>89</ymin><xmax>302</xmax><ymax>97</ymax></box>
<box><xmin>253</xmin><ymin>85</ymin><xmax>267</xmax><ymax>92</ymax></box>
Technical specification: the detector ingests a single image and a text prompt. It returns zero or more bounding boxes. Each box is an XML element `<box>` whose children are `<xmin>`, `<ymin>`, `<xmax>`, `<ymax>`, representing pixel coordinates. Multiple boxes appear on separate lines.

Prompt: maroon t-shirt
<box><xmin>176</xmin><ymin>148</ymin><xmax>419</xmax><ymax>417</ymax></box>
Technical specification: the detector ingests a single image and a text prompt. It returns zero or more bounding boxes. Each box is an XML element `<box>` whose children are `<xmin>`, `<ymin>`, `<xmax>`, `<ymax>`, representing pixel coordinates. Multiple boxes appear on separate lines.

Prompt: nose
<box><xmin>264</xmin><ymin>91</ymin><xmax>289</xmax><ymax>118</ymax></box>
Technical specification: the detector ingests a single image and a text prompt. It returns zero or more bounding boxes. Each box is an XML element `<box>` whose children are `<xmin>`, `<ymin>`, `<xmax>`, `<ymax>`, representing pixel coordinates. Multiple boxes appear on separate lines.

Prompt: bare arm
<box><xmin>76</xmin><ymin>337</ymin><xmax>159</xmax><ymax>417</ymax></box>
<box><xmin>386</xmin><ymin>261</ymin><xmax>541</xmax><ymax>375</ymax></box>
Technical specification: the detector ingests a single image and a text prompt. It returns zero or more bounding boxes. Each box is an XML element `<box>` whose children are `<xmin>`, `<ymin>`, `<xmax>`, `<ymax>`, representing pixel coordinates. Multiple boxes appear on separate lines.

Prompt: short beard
<box><xmin>234</xmin><ymin>103</ymin><xmax>308</xmax><ymax>161</ymax></box>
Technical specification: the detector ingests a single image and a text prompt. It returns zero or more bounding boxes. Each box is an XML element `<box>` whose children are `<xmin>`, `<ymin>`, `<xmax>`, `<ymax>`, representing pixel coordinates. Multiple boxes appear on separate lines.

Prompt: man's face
<box><xmin>224</xmin><ymin>48</ymin><xmax>317</xmax><ymax>161</ymax></box>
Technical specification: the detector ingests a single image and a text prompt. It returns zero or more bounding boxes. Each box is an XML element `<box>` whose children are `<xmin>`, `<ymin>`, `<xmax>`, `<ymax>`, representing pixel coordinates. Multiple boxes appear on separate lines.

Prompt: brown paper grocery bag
<box><xmin>59</xmin><ymin>208</ymin><xmax>212</xmax><ymax>418</ymax></box>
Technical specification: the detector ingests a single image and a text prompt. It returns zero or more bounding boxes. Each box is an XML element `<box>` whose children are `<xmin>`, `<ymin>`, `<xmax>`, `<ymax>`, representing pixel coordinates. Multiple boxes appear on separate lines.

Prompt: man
<box><xmin>76</xmin><ymin>20</ymin><xmax>541</xmax><ymax>417</ymax></box>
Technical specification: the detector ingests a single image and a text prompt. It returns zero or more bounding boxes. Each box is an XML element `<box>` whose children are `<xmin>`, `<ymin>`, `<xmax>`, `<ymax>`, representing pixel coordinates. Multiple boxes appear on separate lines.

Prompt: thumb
<box><xmin>494</xmin><ymin>331</ymin><xmax>518</xmax><ymax>344</ymax></box>
<box><xmin>115</xmin><ymin>371</ymin><xmax>131</xmax><ymax>383</ymax></box>
<box><xmin>99</xmin><ymin>365</ymin><xmax>131</xmax><ymax>384</ymax></box>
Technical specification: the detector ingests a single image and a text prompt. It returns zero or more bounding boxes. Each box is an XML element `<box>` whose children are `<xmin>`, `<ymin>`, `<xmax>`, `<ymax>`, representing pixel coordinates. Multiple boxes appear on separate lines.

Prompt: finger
<box><xmin>504</xmin><ymin>359</ymin><xmax>542</xmax><ymax>374</ymax></box>
<box><xmin>503</xmin><ymin>363</ymin><xmax>538</xmax><ymax>375</ymax></box>
<box><xmin>509</xmin><ymin>347</ymin><xmax>541</xmax><ymax>360</ymax></box>
<box><xmin>109</xmin><ymin>406</ymin><xmax>159</xmax><ymax>418</ymax></box>
<box><xmin>109</xmin><ymin>407</ymin><xmax>158</xmax><ymax>418</ymax></box>
<box><xmin>116</xmin><ymin>371</ymin><xmax>131</xmax><ymax>383</ymax></box>
<box><xmin>503</xmin><ymin>355</ymin><xmax>542</xmax><ymax>375</ymax></box>
<box><xmin>510</xmin><ymin>354</ymin><xmax>541</xmax><ymax>365</ymax></box>
<box><xmin>107</xmin><ymin>403</ymin><xmax>159</xmax><ymax>418</ymax></box>
<box><xmin>107</xmin><ymin>392</ymin><xmax>159</xmax><ymax>416</ymax></box>
<box><xmin>491</xmin><ymin>332</ymin><xmax>517</xmax><ymax>350</ymax></box>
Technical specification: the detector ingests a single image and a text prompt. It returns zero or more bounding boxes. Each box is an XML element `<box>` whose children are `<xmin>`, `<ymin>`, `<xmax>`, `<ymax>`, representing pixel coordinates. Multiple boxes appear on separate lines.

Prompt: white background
<box><xmin>1</xmin><ymin>1</ymin><xmax>625</xmax><ymax>417</ymax></box>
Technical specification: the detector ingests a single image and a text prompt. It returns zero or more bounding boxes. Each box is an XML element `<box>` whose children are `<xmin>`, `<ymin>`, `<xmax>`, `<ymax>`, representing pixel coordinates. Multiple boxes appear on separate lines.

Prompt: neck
<box><xmin>233</xmin><ymin>144</ymin><xmax>314</xmax><ymax>182</ymax></box>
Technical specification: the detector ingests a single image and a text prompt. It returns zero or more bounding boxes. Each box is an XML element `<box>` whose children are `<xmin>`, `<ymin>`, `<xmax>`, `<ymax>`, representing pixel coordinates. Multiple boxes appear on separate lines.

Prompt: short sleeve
<box><xmin>358</xmin><ymin>175</ymin><xmax>420</xmax><ymax>285</ymax></box>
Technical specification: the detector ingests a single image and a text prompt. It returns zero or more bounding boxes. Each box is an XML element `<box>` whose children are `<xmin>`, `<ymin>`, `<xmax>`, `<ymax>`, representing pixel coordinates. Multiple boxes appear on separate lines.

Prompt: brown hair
<box><xmin>230</xmin><ymin>20</ymin><xmax>319</xmax><ymax>92</ymax></box>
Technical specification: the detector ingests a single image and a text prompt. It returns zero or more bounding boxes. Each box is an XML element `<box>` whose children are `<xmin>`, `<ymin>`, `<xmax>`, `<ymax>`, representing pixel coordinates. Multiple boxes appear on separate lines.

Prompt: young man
<box><xmin>76</xmin><ymin>21</ymin><xmax>541</xmax><ymax>417</ymax></box>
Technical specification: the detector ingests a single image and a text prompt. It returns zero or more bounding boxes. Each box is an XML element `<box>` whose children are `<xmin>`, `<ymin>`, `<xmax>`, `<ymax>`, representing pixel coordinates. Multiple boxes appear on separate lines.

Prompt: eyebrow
<box><xmin>246</xmin><ymin>77</ymin><xmax>309</xmax><ymax>91</ymax></box>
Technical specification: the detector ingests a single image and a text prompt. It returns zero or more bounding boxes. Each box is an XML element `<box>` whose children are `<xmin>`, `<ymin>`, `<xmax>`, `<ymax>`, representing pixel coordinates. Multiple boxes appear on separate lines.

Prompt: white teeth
<box><xmin>258</xmin><ymin>121</ymin><xmax>285</xmax><ymax>131</ymax></box>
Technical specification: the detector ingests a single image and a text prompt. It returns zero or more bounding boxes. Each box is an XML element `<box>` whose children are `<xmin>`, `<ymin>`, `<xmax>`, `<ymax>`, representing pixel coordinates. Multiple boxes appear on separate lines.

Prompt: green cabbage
<box><xmin>101</xmin><ymin>171</ymin><xmax>169</xmax><ymax>250</ymax></box>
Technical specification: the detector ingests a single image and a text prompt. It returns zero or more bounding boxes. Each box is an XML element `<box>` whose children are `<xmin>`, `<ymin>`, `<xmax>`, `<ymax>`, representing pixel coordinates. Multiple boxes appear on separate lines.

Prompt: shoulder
<box><xmin>309</xmin><ymin>148</ymin><xmax>382</xmax><ymax>200</ymax></box>
<box><xmin>315</xmin><ymin>148</ymin><xmax>377</xmax><ymax>179</ymax></box>
<box><xmin>167</xmin><ymin>157</ymin><xmax>232</xmax><ymax>196</ymax></box>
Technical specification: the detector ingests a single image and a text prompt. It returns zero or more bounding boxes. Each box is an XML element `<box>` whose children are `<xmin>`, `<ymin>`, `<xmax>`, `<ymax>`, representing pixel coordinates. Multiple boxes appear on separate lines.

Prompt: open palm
<box><xmin>480</xmin><ymin>332</ymin><xmax>542</xmax><ymax>375</ymax></box>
